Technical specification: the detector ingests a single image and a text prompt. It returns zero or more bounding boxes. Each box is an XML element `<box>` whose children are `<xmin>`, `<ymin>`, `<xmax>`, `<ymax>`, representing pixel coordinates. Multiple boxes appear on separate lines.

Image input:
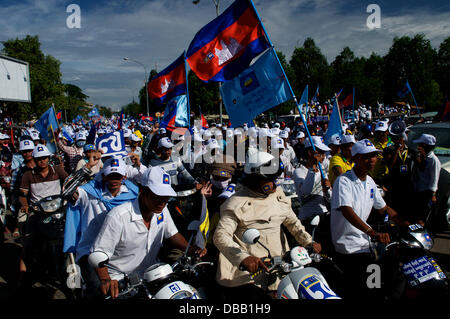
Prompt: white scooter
<box><xmin>88</xmin><ymin>222</ymin><xmax>213</xmax><ymax>299</ymax></box>
<box><xmin>241</xmin><ymin>216</ymin><xmax>341</xmax><ymax>300</ymax></box>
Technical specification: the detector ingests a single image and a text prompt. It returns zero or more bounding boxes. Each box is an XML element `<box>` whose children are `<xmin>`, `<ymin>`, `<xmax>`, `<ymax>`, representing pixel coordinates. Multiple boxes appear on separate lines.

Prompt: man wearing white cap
<box><xmin>292</xmin><ymin>131</ymin><xmax>306</xmax><ymax>163</ymax></box>
<box><xmin>294</xmin><ymin>136</ymin><xmax>332</xmax><ymax>220</ymax></box>
<box><xmin>124</xmin><ymin>133</ymin><xmax>142</xmax><ymax>167</ymax></box>
<box><xmin>58</xmin><ymin>131</ymin><xmax>85</xmax><ymax>173</ymax></box>
<box><xmin>9</xmin><ymin>140</ymin><xmax>36</xmax><ymax>238</ymax></box>
<box><xmin>279</xmin><ymin>130</ymin><xmax>298</xmax><ymax>169</ymax></box>
<box><xmin>330</xmin><ymin>139</ymin><xmax>409</xmax><ymax>299</ymax></box>
<box><xmin>411</xmin><ymin>133</ymin><xmax>441</xmax><ymax>224</ymax></box>
<box><xmin>91</xmin><ymin>166</ymin><xmax>205</xmax><ymax>298</ymax></box>
<box><xmin>19</xmin><ymin>144</ymin><xmax>68</xmax><ymax>209</ymax></box>
<box><xmin>63</xmin><ymin>157</ymin><xmax>139</xmax><ymax>298</ymax></box>
<box><xmin>328</xmin><ymin>135</ymin><xmax>355</xmax><ymax>186</ymax></box>
<box><xmin>150</xmin><ymin>137</ymin><xmax>200</xmax><ymax>190</ymax></box>
<box><xmin>370</xmin><ymin>120</ymin><xmax>393</xmax><ymax>152</ymax></box>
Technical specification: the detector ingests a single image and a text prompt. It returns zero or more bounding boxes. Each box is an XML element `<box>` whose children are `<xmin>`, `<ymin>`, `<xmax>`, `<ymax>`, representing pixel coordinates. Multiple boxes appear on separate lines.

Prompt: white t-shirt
<box><xmin>330</xmin><ymin>169</ymin><xmax>386</xmax><ymax>254</ymax></box>
<box><xmin>92</xmin><ymin>199</ymin><xmax>178</xmax><ymax>280</ymax></box>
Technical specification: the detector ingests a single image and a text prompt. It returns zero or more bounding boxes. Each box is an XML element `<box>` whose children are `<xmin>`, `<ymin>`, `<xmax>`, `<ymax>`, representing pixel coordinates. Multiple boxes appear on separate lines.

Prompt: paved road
<box><xmin>1</xmin><ymin>227</ymin><xmax>449</xmax><ymax>300</ymax></box>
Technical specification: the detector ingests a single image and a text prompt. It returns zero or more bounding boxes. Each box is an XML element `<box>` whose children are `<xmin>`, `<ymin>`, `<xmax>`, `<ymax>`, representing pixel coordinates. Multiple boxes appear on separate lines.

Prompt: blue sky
<box><xmin>1</xmin><ymin>0</ymin><xmax>449</xmax><ymax>111</ymax></box>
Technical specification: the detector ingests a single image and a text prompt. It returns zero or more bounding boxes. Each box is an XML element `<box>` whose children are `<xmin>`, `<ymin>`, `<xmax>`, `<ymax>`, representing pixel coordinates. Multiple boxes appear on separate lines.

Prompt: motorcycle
<box><xmin>240</xmin><ymin>216</ymin><xmax>342</xmax><ymax>300</ymax></box>
<box><xmin>27</xmin><ymin>194</ymin><xmax>74</xmax><ymax>297</ymax></box>
<box><xmin>373</xmin><ymin>219</ymin><xmax>449</xmax><ymax>300</ymax></box>
<box><xmin>88</xmin><ymin>221</ymin><xmax>213</xmax><ymax>300</ymax></box>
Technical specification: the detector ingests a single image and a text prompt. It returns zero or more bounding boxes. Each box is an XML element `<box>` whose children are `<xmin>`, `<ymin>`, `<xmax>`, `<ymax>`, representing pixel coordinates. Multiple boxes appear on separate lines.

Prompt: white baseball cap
<box><xmin>218</xmin><ymin>183</ymin><xmax>237</xmax><ymax>199</ymax></box>
<box><xmin>340</xmin><ymin>134</ymin><xmax>356</xmax><ymax>144</ymax></box>
<box><xmin>130</xmin><ymin>134</ymin><xmax>141</xmax><ymax>142</ymax></box>
<box><xmin>206</xmin><ymin>139</ymin><xmax>220</xmax><ymax>149</ymax></box>
<box><xmin>102</xmin><ymin>157</ymin><xmax>127</xmax><ymax>176</ymax></box>
<box><xmin>328</xmin><ymin>135</ymin><xmax>341</xmax><ymax>146</ymax></box>
<box><xmin>271</xmin><ymin>137</ymin><xmax>285</xmax><ymax>149</ymax></box>
<box><xmin>32</xmin><ymin>144</ymin><xmax>52</xmax><ymax>158</ymax></box>
<box><xmin>304</xmin><ymin>136</ymin><xmax>331</xmax><ymax>152</ymax></box>
<box><xmin>30</xmin><ymin>131</ymin><xmax>40</xmax><ymax>141</ymax></box>
<box><xmin>19</xmin><ymin>139</ymin><xmax>35</xmax><ymax>151</ymax></box>
<box><xmin>279</xmin><ymin>130</ymin><xmax>289</xmax><ymax>139</ymax></box>
<box><xmin>374</xmin><ymin>120</ymin><xmax>388</xmax><ymax>132</ymax></box>
<box><xmin>158</xmin><ymin>137</ymin><xmax>174</xmax><ymax>149</ymax></box>
<box><xmin>413</xmin><ymin>133</ymin><xmax>436</xmax><ymax>146</ymax></box>
<box><xmin>296</xmin><ymin>131</ymin><xmax>305</xmax><ymax>139</ymax></box>
<box><xmin>75</xmin><ymin>132</ymin><xmax>86</xmax><ymax>141</ymax></box>
<box><xmin>123</xmin><ymin>128</ymin><xmax>132</xmax><ymax>138</ymax></box>
<box><xmin>141</xmin><ymin>166</ymin><xmax>177</xmax><ymax>197</ymax></box>
<box><xmin>351</xmin><ymin>139</ymin><xmax>381</xmax><ymax>157</ymax></box>
<box><xmin>159</xmin><ymin>128</ymin><xmax>167</xmax><ymax>134</ymax></box>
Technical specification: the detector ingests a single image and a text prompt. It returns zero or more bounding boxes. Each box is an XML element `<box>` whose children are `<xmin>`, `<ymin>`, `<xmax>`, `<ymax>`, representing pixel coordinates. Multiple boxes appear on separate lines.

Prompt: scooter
<box><xmin>240</xmin><ymin>216</ymin><xmax>341</xmax><ymax>300</ymax></box>
<box><xmin>373</xmin><ymin>219</ymin><xmax>449</xmax><ymax>300</ymax></box>
<box><xmin>88</xmin><ymin>221</ymin><xmax>214</xmax><ymax>299</ymax></box>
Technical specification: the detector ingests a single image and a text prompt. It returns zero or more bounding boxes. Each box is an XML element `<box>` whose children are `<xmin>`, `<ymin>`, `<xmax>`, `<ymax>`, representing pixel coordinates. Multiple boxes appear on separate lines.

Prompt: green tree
<box><xmin>383</xmin><ymin>34</ymin><xmax>438</xmax><ymax>110</ymax></box>
<box><xmin>1</xmin><ymin>35</ymin><xmax>67</xmax><ymax>121</ymax></box>
<box><xmin>289</xmin><ymin>38</ymin><xmax>332</xmax><ymax>102</ymax></box>
<box><xmin>436</xmin><ymin>37</ymin><xmax>450</xmax><ymax>98</ymax></box>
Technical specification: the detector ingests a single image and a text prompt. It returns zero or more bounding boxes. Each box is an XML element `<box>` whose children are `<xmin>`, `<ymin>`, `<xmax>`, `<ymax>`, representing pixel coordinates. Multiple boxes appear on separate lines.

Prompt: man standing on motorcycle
<box><xmin>91</xmin><ymin>166</ymin><xmax>206</xmax><ymax>299</ymax></box>
<box><xmin>213</xmin><ymin>148</ymin><xmax>321</xmax><ymax>301</ymax></box>
<box><xmin>330</xmin><ymin>139</ymin><xmax>409</xmax><ymax>299</ymax></box>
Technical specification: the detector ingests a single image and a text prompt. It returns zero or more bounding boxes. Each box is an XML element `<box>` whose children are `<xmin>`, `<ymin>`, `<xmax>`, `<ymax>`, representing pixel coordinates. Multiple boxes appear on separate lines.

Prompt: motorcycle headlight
<box><xmin>40</xmin><ymin>197</ymin><xmax>62</xmax><ymax>213</ymax></box>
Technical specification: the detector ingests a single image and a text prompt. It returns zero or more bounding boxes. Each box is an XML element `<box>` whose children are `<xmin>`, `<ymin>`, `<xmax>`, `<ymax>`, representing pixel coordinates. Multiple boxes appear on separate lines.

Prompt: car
<box><xmin>406</xmin><ymin>122</ymin><xmax>450</xmax><ymax>232</ymax></box>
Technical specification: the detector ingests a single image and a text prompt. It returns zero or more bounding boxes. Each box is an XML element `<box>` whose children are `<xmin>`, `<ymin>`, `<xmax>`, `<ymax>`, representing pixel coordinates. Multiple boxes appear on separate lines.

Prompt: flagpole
<box><xmin>352</xmin><ymin>87</ymin><xmax>355</xmax><ymax>123</ymax></box>
<box><xmin>183</xmin><ymin>51</ymin><xmax>191</xmax><ymax>129</ymax></box>
<box><xmin>335</xmin><ymin>94</ymin><xmax>344</xmax><ymax>134</ymax></box>
<box><xmin>247</xmin><ymin>0</ymin><xmax>325</xmax><ymax>180</ymax></box>
<box><xmin>407</xmin><ymin>80</ymin><xmax>420</xmax><ymax>115</ymax></box>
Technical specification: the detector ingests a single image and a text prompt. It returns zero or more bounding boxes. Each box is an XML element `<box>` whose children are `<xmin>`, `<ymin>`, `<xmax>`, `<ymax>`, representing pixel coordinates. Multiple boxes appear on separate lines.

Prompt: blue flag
<box><xmin>397</xmin><ymin>80</ymin><xmax>412</xmax><ymax>98</ymax></box>
<box><xmin>96</xmin><ymin>130</ymin><xmax>126</xmax><ymax>158</ymax></box>
<box><xmin>311</xmin><ymin>85</ymin><xmax>319</xmax><ymax>103</ymax></box>
<box><xmin>323</xmin><ymin>100</ymin><xmax>343</xmax><ymax>145</ymax></box>
<box><xmin>88</xmin><ymin>107</ymin><xmax>100</xmax><ymax>118</ymax></box>
<box><xmin>160</xmin><ymin>94</ymin><xmax>190</xmax><ymax>130</ymax></box>
<box><xmin>220</xmin><ymin>48</ymin><xmax>292</xmax><ymax>127</ymax></box>
<box><xmin>299</xmin><ymin>85</ymin><xmax>308</xmax><ymax>113</ymax></box>
<box><xmin>34</xmin><ymin>107</ymin><xmax>59</xmax><ymax>154</ymax></box>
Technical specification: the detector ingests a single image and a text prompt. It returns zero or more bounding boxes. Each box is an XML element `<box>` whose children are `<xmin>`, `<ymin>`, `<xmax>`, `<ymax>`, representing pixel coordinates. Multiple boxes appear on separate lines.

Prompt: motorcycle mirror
<box><xmin>88</xmin><ymin>251</ymin><xmax>110</xmax><ymax>268</ymax></box>
<box><xmin>242</xmin><ymin>228</ymin><xmax>261</xmax><ymax>245</ymax></box>
<box><xmin>310</xmin><ymin>215</ymin><xmax>320</xmax><ymax>227</ymax></box>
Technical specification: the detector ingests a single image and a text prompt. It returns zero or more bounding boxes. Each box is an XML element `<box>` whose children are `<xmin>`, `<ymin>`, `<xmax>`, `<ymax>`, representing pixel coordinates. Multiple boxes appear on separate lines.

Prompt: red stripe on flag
<box><xmin>148</xmin><ymin>63</ymin><xmax>186</xmax><ymax>100</ymax></box>
<box><xmin>187</xmin><ymin>7</ymin><xmax>265</xmax><ymax>81</ymax></box>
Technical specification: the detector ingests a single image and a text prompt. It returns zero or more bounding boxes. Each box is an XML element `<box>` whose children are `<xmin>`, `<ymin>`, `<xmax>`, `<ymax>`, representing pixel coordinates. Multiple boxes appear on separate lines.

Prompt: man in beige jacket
<box><xmin>213</xmin><ymin>148</ymin><xmax>321</xmax><ymax>300</ymax></box>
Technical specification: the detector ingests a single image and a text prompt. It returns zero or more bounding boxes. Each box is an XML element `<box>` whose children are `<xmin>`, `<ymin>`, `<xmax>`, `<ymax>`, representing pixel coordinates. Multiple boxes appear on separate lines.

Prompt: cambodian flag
<box><xmin>147</xmin><ymin>52</ymin><xmax>187</xmax><ymax>106</ymax></box>
<box><xmin>186</xmin><ymin>0</ymin><xmax>270</xmax><ymax>82</ymax></box>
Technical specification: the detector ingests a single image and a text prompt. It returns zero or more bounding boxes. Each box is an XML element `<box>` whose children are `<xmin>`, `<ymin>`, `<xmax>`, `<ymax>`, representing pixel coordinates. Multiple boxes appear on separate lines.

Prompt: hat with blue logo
<box><xmin>102</xmin><ymin>157</ymin><xmax>127</xmax><ymax>176</ymax></box>
<box><xmin>83</xmin><ymin>144</ymin><xmax>96</xmax><ymax>152</ymax></box>
<box><xmin>141</xmin><ymin>166</ymin><xmax>176</xmax><ymax>197</ymax></box>
<box><xmin>351</xmin><ymin>139</ymin><xmax>381</xmax><ymax>157</ymax></box>
<box><xmin>32</xmin><ymin>144</ymin><xmax>52</xmax><ymax>158</ymax></box>
<box><xmin>218</xmin><ymin>183</ymin><xmax>237</xmax><ymax>199</ymax></box>
<box><xmin>19</xmin><ymin>139</ymin><xmax>35</xmax><ymax>151</ymax></box>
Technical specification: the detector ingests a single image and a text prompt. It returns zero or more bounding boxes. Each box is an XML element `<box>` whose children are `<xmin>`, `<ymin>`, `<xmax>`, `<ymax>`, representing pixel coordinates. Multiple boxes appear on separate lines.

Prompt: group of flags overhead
<box><xmin>147</xmin><ymin>0</ymin><xmax>275</xmax><ymax>129</ymax></box>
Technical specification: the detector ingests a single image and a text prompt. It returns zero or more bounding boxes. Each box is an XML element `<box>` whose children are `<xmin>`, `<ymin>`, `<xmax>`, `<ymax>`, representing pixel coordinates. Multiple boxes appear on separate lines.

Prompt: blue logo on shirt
<box><xmin>370</xmin><ymin>189</ymin><xmax>374</xmax><ymax>199</ymax></box>
<box><xmin>156</xmin><ymin>213</ymin><xmax>164</xmax><ymax>225</ymax></box>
